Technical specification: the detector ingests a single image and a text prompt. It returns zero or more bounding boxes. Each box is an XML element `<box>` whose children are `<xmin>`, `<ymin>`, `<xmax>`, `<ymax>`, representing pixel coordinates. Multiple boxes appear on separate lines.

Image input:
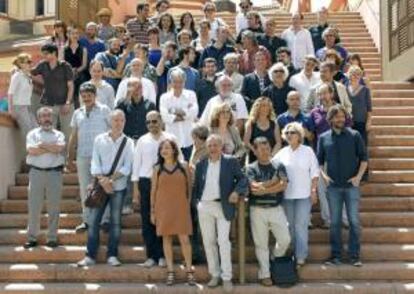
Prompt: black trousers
<box><xmin>139</xmin><ymin>178</ymin><xmax>163</xmax><ymax>261</ymax></box>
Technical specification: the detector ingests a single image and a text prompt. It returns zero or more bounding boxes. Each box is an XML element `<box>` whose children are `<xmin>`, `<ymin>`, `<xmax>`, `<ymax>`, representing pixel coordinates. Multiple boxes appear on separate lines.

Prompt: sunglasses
<box><xmin>273</xmin><ymin>70</ymin><xmax>285</xmax><ymax>73</ymax></box>
<box><xmin>241</xmin><ymin>5</ymin><xmax>249</xmax><ymax>9</ymax></box>
<box><xmin>285</xmin><ymin>131</ymin><xmax>297</xmax><ymax>135</ymax></box>
<box><xmin>146</xmin><ymin>119</ymin><xmax>159</xmax><ymax>125</ymax></box>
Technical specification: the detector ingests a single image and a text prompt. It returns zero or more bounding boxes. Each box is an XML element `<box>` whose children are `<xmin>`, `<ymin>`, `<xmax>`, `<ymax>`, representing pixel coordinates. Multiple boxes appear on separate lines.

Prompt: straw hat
<box><xmin>96</xmin><ymin>8</ymin><xmax>112</xmax><ymax>17</ymax></box>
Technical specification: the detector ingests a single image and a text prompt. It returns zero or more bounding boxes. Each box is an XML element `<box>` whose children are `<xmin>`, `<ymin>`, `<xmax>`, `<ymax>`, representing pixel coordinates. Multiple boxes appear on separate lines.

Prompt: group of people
<box><xmin>9</xmin><ymin>0</ymin><xmax>371</xmax><ymax>291</ymax></box>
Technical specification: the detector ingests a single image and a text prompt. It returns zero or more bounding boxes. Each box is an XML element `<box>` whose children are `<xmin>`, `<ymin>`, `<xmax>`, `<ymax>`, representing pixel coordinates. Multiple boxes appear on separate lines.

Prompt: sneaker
<box><xmin>158</xmin><ymin>258</ymin><xmax>167</xmax><ymax>267</ymax></box>
<box><xmin>222</xmin><ymin>280</ymin><xmax>233</xmax><ymax>293</ymax></box>
<box><xmin>23</xmin><ymin>241</ymin><xmax>38</xmax><ymax>249</ymax></box>
<box><xmin>75</xmin><ymin>222</ymin><xmax>88</xmax><ymax>233</ymax></box>
<box><xmin>100</xmin><ymin>222</ymin><xmax>110</xmax><ymax>233</ymax></box>
<box><xmin>207</xmin><ymin>277</ymin><xmax>221</xmax><ymax>288</ymax></box>
<box><xmin>77</xmin><ymin>256</ymin><xmax>96</xmax><ymax>267</ymax></box>
<box><xmin>297</xmin><ymin>259</ymin><xmax>306</xmax><ymax>267</ymax></box>
<box><xmin>45</xmin><ymin>241</ymin><xmax>59</xmax><ymax>248</ymax></box>
<box><xmin>349</xmin><ymin>257</ymin><xmax>362</xmax><ymax>267</ymax></box>
<box><xmin>122</xmin><ymin>206</ymin><xmax>134</xmax><ymax>215</ymax></box>
<box><xmin>259</xmin><ymin>277</ymin><xmax>273</xmax><ymax>287</ymax></box>
<box><xmin>107</xmin><ymin>256</ymin><xmax>122</xmax><ymax>267</ymax></box>
<box><xmin>324</xmin><ymin>256</ymin><xmax>342</xmax><ymax>266</ymax></box>
<box><xmin>142</xmin><ymin>258</ymin><xmax>156</xmax><ymax>268</ymax></box>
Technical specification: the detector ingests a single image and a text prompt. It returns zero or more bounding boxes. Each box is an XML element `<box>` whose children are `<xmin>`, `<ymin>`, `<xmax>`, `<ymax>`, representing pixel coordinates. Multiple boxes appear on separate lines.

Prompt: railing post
<box><xmin>238</xmin><ymin>197</ymin><xmax>246</xmax><ymax>284</ymax></box>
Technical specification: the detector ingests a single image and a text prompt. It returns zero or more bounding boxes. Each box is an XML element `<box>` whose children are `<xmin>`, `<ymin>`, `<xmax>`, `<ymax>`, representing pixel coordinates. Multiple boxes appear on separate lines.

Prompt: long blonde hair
<box><xmin>247</xmin><ymin>96</ymin><xmax>276</xmax><ymax>124</ymax></box>
<box><xmin>209</xmin><ymin>102</ymin><xmax>234</xmax><ymax>128</ymax></box>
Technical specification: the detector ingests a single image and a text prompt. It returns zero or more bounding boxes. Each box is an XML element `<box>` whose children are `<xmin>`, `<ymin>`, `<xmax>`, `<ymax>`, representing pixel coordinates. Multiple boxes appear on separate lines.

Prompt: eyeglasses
<box><xmin>24</xmin><ymin>60</ymin><xmax>33</xmax><ymax>64</ymax></box>
<box><xmin>146</xmin><ymin>119</ymin><xmax>159</xmax><ymax>125</ymax></box>
<box><xmin>240</xmin><ymin>5</ymin><xmax>249</xmax><ymax>9</ymax></box>
<box><xmin>285</xmin><ymin>131</ymin><xmax>297</xmax><ymax>135</ymax></box>
<box><xmin>273</xmin><ymin>70</ymin><xmax>285</xmax><ymax>73</ymax></box>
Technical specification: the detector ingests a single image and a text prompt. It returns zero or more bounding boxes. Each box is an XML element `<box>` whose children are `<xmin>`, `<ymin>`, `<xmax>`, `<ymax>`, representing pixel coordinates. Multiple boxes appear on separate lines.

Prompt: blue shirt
<box><xmin>199</xmin><ymin>44</ymin><xmax>235</xmax><ymax>71</ymax></box>
<box><xmin>317</xmin><ymin>128</ymin><xmax>367</xmax><ymax>188</ymax></box>
<box><xmin>94</xmin><ymin>52</ymin><xmax>121</xmax><ymax>91</ymax></box>
<box><xmin>79</xmin><ymin>37</ymin><xmax>106</xmax><ymax>64</ymax></box>
<box><xmin>167</xmin><ymin>66</ymin><xmax>200</xmax><ymax>91</ymax></box>
<box><xmin>277</xmin><ymin>111</ymin><xmax>314</xmax><ymax>146</ymax></box>
<box><xmin>91</xmin><ymin>133</ymin><xmax>134</xmax><ymax>191</ymax></box>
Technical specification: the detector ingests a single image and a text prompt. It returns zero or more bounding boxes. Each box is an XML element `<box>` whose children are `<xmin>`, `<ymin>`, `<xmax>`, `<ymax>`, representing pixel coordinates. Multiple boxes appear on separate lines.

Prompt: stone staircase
<box><xmin>1</xmin><ymin>10</ymin><xmax>414</xmax><ymax>293</ymax></box>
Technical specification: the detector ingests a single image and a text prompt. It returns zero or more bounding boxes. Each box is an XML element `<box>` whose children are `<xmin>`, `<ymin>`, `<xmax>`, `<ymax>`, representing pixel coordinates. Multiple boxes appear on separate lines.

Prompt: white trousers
<box><xmin>198</xmin><ymin>201</ymin><xmax>232</xmax><ymax>281</ymax></box>
<box><xmin>250</xmin><ymin>205</ymin><xmax>291</xmax><ymax>279</ymax></box>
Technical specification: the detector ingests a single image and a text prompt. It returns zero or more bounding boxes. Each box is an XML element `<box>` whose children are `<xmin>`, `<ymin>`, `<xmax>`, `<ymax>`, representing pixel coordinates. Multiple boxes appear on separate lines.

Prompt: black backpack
<box><xmin>270</xmin><ymin>254</ymin><xmax>299</xmax><ymax>288</ymax></box>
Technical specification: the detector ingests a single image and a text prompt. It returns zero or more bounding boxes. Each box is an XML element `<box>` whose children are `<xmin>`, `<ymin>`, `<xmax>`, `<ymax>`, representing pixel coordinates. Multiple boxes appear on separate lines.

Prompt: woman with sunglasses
<box><xmin>8</xmin><ymin>53</ymin><xmax>37</xmax><ymax>142</ymax></box>
<box><xmin>272</xmin><ymin>122</ymin><xmax>319</xmax><ymax>267</ymax></box>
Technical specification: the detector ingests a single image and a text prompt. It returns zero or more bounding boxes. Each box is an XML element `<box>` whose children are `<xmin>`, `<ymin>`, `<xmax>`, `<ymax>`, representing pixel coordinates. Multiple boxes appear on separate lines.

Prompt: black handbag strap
<box><xmin>107</xmin><ymin>136</ymin><xmax>128</xmax><ymax>176</ymax></box>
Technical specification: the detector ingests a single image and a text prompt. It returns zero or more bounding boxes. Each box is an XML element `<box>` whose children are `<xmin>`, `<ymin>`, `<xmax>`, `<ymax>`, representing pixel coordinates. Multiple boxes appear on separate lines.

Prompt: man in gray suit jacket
<box><xmin>192</xmin><ymin>134</ymin><xmax>248</xmax><ymax>292</ymax></box>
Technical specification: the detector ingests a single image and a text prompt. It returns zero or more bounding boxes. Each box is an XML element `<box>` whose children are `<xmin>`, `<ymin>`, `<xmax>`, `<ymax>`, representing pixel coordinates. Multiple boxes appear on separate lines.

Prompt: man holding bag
<box><xmin>77</xmin><ymin>110</ymin><xmax>134</xmax><ymax>267</ymax></box>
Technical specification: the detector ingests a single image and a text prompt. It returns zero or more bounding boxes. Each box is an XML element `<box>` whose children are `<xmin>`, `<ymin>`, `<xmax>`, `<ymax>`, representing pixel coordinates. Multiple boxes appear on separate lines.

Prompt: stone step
<box><xmin>369</xmin><ymin>158</ymin><xmax>414</xmax><ymax>169</ymax></box>
<box><xmin>0</xmin><ymin>244</ymin><xmax>412</xmax><ymax>264</ymax></box>
<box><xmin>274</xmin><ymin>28</ymin><xmax>369</xmax><ymax>34</ymax></box>
<box><xmin>369</xmin><ymin>170</ymin><xmax>414</xmax><ymax>183</ymax></box>
<box><xmin>372</xmin><ymin>116</ymin><xmax>414</xmax><ymax>125</ymax></box>
<box><xmin>369</xmin><ymin>136</ymin><xmax>414</xmax><ymax>147</ymax></box>
<box><xmin>372</xmin><ymin>90</ymin><xmax>414</xmax><ymax>98</ymax></box>
<box><xmin>372</xmin><ymin>107</ymin><xmax>414</xmax><ymax>116</ymax></box>
<box><xmin>369</xmin><ymin>146</ymin><xmax>414</xmax><ymax>158</ymax></box>
<box><xmin>0</xmin><ymin>227</ymin><xmax>413</xmax><ymax>245</ymax></box>
<box><xmin>1</xmin><ymin>205</ymin><xmax>413</xmax><ymax>228</ymax></box>
<box><xmin>370</xmin><ymin>126</ymin><xmax>414</xmax><ymax>135</ymax></box>
<box><xmin>0</xmin><ymin>262</ymin><xmax>413</xmax><ymax>283</ymax></box>
<box><xmin>361</xmin><ymin>183</ymin><xmax>414</xmax><ymax>196</ymax></box>
<box><xmin>370</xmin><ymin>82</ymin><xmax>414</xmax><ymax>90</ymax></box>
<box><xmin>372</xmin><ymin>98</ymin><xmax>414</xmax><ymax>107</ymax></box>
<box><xmin>0</xmin><ymin>282</ymin><xmax>412</xmax><ymax>294</ymax></box>
<box><xmin>16</xmin><ymin>173</ymin><xmax>78</xmax><ymax>186</ymax></box>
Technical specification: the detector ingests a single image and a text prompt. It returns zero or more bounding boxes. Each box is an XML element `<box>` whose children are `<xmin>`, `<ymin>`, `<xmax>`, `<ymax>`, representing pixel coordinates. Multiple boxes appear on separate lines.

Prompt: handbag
<box><xmin>84</xmin><ymin>137</ymin><xmax>127</xmax><ymax>208</ymax></box>
<box><xmin>270</xmin><ymin>254</ymin><xmax>299</xmax><ymax>288</ymax></box>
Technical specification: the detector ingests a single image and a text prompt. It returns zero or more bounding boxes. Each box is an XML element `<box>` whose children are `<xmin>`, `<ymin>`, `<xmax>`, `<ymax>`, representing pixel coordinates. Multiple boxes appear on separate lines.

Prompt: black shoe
<box><xmin>46</xmin><ymin>241</ymin><xmax>59</xmax><ymax>248</ymax></box>
<box><xmin>324</xmin><ymin>256</ymin><xmax>342</xmax><ymax>266</ymax></box>
<box><xmin>23</xmin><ymin>241</ymin><xmax>38</xmax><ymax>249</ymax></box>
<box><xmin>101</xmin><ymin>222</ymin><xmax>110</xmax><ymax>233</ymax></box>
<box><xmin>349</xmin><ymin>257</ymin><xmax>362</xmax><ymax>267</ymax></box>
<box><xmin>75</xmin><ymin>222</ymin><xmax>88</xmax><ymax>233</ymax></box>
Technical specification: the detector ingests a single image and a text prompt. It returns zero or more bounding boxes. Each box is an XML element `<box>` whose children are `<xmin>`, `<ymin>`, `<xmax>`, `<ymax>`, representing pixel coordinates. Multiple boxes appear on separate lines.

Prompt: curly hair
<box><xmin>209</xmin><ymin>103</ymin><xmax>234</xmax><ymax>128</ymax></box>
<box><xmin>247</xmin><ymin>96</ymin><xmax>276</xmax><ymax>124</ymax></box>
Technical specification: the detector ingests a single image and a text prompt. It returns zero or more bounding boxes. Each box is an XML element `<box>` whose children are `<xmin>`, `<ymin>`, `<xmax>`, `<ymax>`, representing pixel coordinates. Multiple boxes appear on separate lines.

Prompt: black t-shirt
<box><xmin>246</xmin><ymin>161</ymin><xmax>288</xmax><ymax>207</ymax></box>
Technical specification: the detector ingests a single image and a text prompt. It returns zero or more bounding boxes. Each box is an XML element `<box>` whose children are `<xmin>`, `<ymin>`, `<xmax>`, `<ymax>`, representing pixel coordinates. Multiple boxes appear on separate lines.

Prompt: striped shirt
<box><xmin>70</xmin><ymin>103</ymin><xmax>111</xmax><ymax>158</ymax></box>
<box><xmin>126</xmin><ymin>18</ymin><xmax>150</xmax><ymax>44</ymax></box>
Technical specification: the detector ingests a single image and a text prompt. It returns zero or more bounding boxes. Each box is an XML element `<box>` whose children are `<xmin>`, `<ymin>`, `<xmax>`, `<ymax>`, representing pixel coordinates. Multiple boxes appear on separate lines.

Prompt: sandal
<box><xmin>166</xmin><ymin>271</ymin><xmax>175</xmax><ymax>286</ymax></box>
<box><xmin>186</xmin><ymin>270</ymin><xmax>196</xmax><ymax>286</ymax></box>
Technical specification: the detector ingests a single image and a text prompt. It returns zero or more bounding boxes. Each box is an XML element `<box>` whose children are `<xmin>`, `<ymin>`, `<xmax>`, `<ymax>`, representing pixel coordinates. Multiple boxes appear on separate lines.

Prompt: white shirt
<box><xmin>115</xmin><ymin>76</ymin><xmax>156</xmax><ymax>106</ymax></box>
<box><xmin>281</xmin><ymin>27</ymin><xmax>315</xmax><ymax>69</ymax></box>
<box><xmin>208</xmin><ymin>17</ymin><xmax>226</xmax><ymax>41</ymax></box>
<box><xmin>289</xmin><ymin>70</ymin><xmax>321</xmax><ymax>110</ymax></box>
<box><xmin>201</xmin><ymin>158</ymin><xmax>221</xmax><ymax>201</ymax></box>
<box><xmin>91</xmin><ymin>133</ymin><xmax>134</xmax><ymax>191</ymax></box>
<box><xmin>272</xmin><ymin>145</ymin><xmax>319</xmax><ymax>199</ymax></box>
<box><xmin>131</xmin><ymin>131</ymin><xmax>177</xmax><ymax>181</ymax></box>
<box><xmin>200</xmin><ymin>93</ymin><xmax>249</xmax><ymax>126</ymax></box>
<box><xmin>26</xmin><ymin>128</ymin><xmax>65</xmax><ymax>168</ymax></box>
<box><xmin>8</xmin><ymin>70</ymin><xmax>33</xmax><ymax>106</ymax></box>
<box><xmin>96</xmin><ymin>80</ymin><xmax>115</xmax><ymax>109</ymax></box>
<box><xmin>235</xmin><ymin>12</ymin><xmax>266</xmax><ymax>35</ymax></box>
<box><xmin>218</xmin><ymin>71</ymin><xmax>244</xmax><ymax>93</ymax></box>
<box><xmin>159</xmin><ymin>89</ymin><xmax>198</xmax><ymax>148</ymax></box>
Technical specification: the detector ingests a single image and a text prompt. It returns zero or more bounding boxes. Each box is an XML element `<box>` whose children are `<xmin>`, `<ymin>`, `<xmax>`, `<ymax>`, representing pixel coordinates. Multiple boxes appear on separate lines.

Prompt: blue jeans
<box><xmin>327</xmin><ymin>186</ymin><xmax>361</xmax><ymax>258</ymax></box>
<box><xmin>283</xmin><ymin>198</ymin><xmax>312</xmax><ymax>260</ymax></box>
<box><xmin>181</xmin><ymin>145</ymin><xmax>193</xmax><ymax>162</ymax></box>
<box><xmin>86</xmin><ymin>189</ymin><xmax>126</xmax><ymax>259</ymax></box>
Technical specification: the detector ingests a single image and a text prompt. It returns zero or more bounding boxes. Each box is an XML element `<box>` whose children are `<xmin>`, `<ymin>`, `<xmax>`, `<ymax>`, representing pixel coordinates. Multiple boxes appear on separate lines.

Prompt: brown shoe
<box><xmin>260</xmin><ymin>278</ymin><xmax>273</xmax><ymax>287</ymax></box>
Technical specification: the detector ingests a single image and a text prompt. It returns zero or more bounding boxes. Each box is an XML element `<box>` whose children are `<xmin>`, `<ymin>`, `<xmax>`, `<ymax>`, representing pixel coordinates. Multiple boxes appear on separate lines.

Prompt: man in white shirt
<box><xmin>200</xmin><ymin>75</ymin><xmax>248</xmax><ymax>133</ymax></box>
<box><xmin>131</xmin><ymin>111</ymin><xmax>175</xmax><ymax>268</ymax></box>
<box><xmin>115</xmin><ymin>58</ymin><xmax>156</xmax><ymax>106</ymax></box>
<box><xmin>281</xmin><ymin>12</ymin><xmax>315</xmax><ymax>70</ymax></box>
<box><xmin>289</xmin><ymin>55</ymin><xmax>321</xmax><ymax>110</ymax></box>
<box><xmin>218</xmin><ymin>53</ymin><xmax>244</xmax><ymax>94</ymax></box>
<box><xmin>159</xmin><ymin>68</ymin><xmax>198</xmax><ymax>161</ymax></box>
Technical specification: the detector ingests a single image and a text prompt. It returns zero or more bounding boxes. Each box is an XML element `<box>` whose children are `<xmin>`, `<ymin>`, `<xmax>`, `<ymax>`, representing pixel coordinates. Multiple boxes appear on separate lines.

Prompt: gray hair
<box><xmin>215</xmin><ymin>74</ymin><xmax>233</xmax><ymax>89</ymax></box>
<box><xmin>169</xmin><ymin>67</ymin><xmax>187</xmax><ymax>83</ymax></box>
<box><xmin>322</xmin><ymin>27</ymin><xmax>338</xmax><ymax>40</ymax></box>
<box><xmin>223</xmin><ymin>52</ymin><xmax>240</xmax><ymax>63</ymax></box>
<box><xmin>36</xmin><ymin>106</ymin><xmax>53</xmax><ymax>118</ymax></box>
<box><xmin>268</xmin><ymin>62</ymin><xmax>289</xmax><ymax>82</ymax></box>
<box><xmin>206</xmin><ymin>133</ymin><xmax>223</xmax><ymax>145</ymax></box>
<box><xmin>191</xmin><ymin>124</ymin><xmax>210</xmax><ymax>141</ymax></box>
<box><xmin>281</xmin><ymin>122</ymin><xmax>305</xmax><ymax>144</ymax></box>
<box><xmin>316</xmin><ymin>82</ymin><xmax>334</xmax><ymax>96</ymax></box>
<box><xmin>110</xmin><ymin>109</ymin><xmax>125</xmax><ymax>120</ymax></box>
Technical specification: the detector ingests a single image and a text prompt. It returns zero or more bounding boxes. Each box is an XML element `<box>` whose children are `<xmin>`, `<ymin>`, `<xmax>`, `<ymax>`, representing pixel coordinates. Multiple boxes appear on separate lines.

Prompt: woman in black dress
<box><xmin>244</xmin><ymin>96</ymin><xmax>282</xmax><ymax>163</ymax></box>
<box><xmin>64</xmin><ymin>26</ymin><xmax>88</xmax><ymax>108</ymax></box>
